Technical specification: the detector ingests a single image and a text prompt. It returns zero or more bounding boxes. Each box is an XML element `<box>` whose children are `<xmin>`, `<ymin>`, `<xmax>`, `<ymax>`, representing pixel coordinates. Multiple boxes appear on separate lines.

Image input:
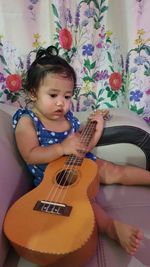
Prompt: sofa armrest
<box><xmin>74</xmin><ymin>108</ymin><xmax>150</xmax><ymax>170</ymax></box>
<box><xmin>0</xmin><ymin>109</ymin><xmax>32</xmax><ymax>267</ymax></box>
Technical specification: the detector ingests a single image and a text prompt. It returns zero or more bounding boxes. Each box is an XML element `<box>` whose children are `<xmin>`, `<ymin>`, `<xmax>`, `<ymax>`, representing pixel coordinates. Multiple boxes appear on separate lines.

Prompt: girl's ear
<box><xmin>29</xmin><ymin>89</ymin><xmax>37</xmax><ymax>101</ymax></box>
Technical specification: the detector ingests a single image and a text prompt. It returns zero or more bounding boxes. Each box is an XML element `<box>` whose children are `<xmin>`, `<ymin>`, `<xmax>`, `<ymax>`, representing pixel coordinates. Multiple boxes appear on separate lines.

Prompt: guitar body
<box><xmin>4</xmin><ymin>156</ymin><xmax>99</xmax><ymax>267</ymax></box>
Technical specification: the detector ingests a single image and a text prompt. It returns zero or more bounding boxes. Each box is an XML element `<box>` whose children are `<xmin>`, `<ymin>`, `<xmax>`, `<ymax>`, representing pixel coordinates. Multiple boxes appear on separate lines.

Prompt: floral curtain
<box><xmin>0</xmin><ymin>0</ymin><xmax>150</xmax><ymax>123</ymax></box>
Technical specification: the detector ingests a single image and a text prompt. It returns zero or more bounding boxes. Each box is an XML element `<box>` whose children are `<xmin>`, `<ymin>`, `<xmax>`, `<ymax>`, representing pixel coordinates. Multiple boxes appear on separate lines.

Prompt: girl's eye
<box><xmin>50</xmin><ymin>94</ymin><xmax>57</xmax><ymax>98</ymax></box>
<box><xmin>65</xmin><ymin>95</ymin><xmax>71</xmax><ymax>99</ymax></box>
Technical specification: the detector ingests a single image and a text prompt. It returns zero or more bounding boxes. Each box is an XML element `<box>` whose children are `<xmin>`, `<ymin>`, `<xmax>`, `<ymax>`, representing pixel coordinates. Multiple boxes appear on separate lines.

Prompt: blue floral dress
<box><xmin>13</xmin><ymin>109</ymin><xmax>96</xmax><ymax>186</ymax></box>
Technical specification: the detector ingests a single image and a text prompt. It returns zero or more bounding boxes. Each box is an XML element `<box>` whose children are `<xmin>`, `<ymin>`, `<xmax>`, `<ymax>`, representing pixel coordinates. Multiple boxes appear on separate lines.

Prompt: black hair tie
<box><xmin>36</xmin><ymin>46</ymin><xmax>58</xmax><ymax>60</ymax></box>
<box><xmin>46</xmin><ymin>46</ymin><xmax>59</xmax><ymax>56</ymax></box>
<box><xmin>36</xmin><ymin>48</ymin><xmax>45</xmax><ymax>59</ymax></box>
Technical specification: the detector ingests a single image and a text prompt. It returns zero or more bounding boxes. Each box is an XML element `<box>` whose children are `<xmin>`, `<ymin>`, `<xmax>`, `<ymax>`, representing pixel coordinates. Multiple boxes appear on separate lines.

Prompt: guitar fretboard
<box><xmin>66</xmin><ymin>120</ymin><xmax>97</xmax><ymax>166</ymax></box>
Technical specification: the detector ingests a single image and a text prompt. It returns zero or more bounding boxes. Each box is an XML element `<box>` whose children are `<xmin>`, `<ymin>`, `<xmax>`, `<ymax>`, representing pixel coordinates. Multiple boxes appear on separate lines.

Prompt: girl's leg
<box><xmin>96</xmin><ymin>158</ymin><xmax>150</xmax><ymax>185</ymax></box>
<box><xmin>91</xmin><ymin>201</ymin><xmax>143</xmax><ymax>255</ymax></box>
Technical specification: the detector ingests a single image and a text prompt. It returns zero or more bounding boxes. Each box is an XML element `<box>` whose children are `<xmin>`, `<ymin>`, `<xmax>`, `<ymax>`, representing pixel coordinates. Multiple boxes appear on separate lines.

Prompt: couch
<box><xmin>1</xmin><ymin>103</ymin><xmax>150</xmax><ymax>267</ymax></box>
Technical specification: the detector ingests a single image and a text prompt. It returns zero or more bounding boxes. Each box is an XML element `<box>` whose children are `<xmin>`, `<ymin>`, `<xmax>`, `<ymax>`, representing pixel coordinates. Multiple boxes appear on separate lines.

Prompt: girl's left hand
<box><xmin>82</xmin><ymin>110</ymin><xmax>104</xmax><ymax>152</ymax></box>
<box><xmin>88</xmin><ymin>110</ymin><xmax>104</xmax><ymax>133</ymax></box>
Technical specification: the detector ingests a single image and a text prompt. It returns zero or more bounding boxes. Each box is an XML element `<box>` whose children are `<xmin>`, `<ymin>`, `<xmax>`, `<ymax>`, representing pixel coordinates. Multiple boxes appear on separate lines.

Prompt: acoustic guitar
<box><xmin>3</xmin><ymin>111</ymin><xmax>108</xmax><ymax>267</ymax></box>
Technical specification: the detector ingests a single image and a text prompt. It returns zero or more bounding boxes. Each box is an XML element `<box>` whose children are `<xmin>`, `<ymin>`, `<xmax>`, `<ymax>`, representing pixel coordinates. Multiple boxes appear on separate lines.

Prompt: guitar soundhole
<box><xmin>56</xmin><ymin>169</ymin><xmax>78</xmax><ymax>186</ymax></box>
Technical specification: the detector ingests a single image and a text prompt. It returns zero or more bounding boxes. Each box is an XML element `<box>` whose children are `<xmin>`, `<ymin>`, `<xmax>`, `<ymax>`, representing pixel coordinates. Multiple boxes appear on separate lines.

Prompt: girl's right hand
<box><xmin>61</xmin><ymin>133</ymin><xmax>87</xmax><ymax>157</ymax></box>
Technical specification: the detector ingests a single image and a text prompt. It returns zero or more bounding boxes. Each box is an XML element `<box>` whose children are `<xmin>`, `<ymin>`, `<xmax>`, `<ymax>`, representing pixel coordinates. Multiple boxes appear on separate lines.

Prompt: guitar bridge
<box><xmin>34</xmin><ymin>200</ymin><xmax>72</xmax><ymax>217</ymax></box>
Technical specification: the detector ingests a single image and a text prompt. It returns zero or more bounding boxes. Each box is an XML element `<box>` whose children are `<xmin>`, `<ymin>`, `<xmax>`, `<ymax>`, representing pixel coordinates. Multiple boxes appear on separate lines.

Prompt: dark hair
<box><xmin>25</xmin><ymin>46</ymin><xmax>76</xmax><ymax>94</ymax></box>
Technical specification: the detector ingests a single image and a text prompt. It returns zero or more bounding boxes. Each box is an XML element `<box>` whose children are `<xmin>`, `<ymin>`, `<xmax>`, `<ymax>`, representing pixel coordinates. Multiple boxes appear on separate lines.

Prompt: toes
<box><xmin>131</xmin><ymin>229</ymin><xmax>143</xmax><ymax>243</ymax></box>
<box><xmin>129</xmin><ymin>249</ymin><xmax>137</xmax><ymax>256</ymax></box>
<box><xmin>127</xmin><ymin>231</ymin><xmax>143</xmax><ymax>255</ymax></box>
<box><xmin>110</xmin><ymin>220</ymin><xmax>143</xmax><ymax>255</ymax></box>
<box><xmin>127</xmin><ymin>242</ymin><xmax>138</xmax><ymax>255</ymax></box>
<box><xmin>131</xmin><ymin>236</ymin><xmax>140</xmax><ymax>246</ymax></box>
<box><xmin>136</xmin><ymin>231</ymin><xmax>144</xmax><ymax>240</ymax></box>
<box><xmin>126</xmin><ymin>244</ymin><xmax>137</xmax><ymax>255</ymax></box>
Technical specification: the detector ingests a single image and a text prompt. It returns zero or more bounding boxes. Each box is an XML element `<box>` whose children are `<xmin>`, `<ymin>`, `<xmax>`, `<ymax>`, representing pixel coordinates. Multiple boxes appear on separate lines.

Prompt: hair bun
<box><xmin>36</xmin><ymin>46</ymin><xmax>58</xmax><ymax>60</ymax></box>
<box><xmin>46</xmin><ymin>46</ymin><xmax>58</xmax><ymax>56</ymax></box>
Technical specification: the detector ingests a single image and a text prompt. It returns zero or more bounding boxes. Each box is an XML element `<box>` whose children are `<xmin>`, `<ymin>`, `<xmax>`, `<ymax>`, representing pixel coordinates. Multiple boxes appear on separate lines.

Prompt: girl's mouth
<box><xmin>53</xmin><ymin>109</ymin><xmax>63</xmax><ymax>115</ymax></box>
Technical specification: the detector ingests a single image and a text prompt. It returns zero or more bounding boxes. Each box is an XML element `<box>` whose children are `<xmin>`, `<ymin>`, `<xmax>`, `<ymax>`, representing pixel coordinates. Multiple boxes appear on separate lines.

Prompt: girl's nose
<box><xmin>56</xmin><ymin>99</ymin><xmax>64</xmax><ymax>106</ymax></box>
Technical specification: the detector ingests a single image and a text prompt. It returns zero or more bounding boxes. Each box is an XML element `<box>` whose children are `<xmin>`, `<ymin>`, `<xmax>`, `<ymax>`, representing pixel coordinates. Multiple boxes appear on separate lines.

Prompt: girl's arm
<box><xmin>15</xmin><ymin>116</ymin><xmax>86</xmax><ymax>165</ymax></box>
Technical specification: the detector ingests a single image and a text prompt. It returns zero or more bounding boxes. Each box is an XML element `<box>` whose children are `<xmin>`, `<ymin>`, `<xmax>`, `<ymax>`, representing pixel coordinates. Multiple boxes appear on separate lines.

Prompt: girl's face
<box><xmin>32</xmin><ymin>73</ymin><xmax>74</xmax><ymax>121</ymax></box>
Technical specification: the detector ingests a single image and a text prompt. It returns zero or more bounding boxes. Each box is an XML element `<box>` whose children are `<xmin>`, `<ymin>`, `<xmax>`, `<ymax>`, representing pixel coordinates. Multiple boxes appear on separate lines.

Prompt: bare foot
<box><xmin>91</xmin><ymin>201</ymin><xmax>143</xmax><ymax>254</ymax></box>
<box><xmin>106</xmin><ymin>219</ymin><xmax>144</xmax><ymax>255</ymax></box>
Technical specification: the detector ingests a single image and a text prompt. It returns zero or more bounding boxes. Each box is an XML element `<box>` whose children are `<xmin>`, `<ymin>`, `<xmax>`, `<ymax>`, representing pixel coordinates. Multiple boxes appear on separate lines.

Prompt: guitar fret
<box><xmin>66</xmin><ymin>120</ymin><xmax>97</xmax><ymax>166</ymax></box>
<box><xmin>66</xmin><ymin>155</ymin><xmax>83</xmax><ymax>166</ymax></box>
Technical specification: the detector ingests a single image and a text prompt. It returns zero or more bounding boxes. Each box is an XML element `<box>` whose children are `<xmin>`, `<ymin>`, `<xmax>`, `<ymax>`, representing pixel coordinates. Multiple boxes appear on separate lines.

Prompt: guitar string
<box><xmin>50</xmin><ymin>120</ymin><xmax>96</xmax><ymax>204</ymax></box>
<box><xmin>41</xmin><ymin>119</ymin><xmax>95</xmax><ymax>213</ymax></box>
<box><xmin>55</xmin><ymin>121</ymin><xmax>97</xmax><ymax>207</ymax></box>
<box><xmin>43</xmin><ymin>120</ymin><xmax>94</xmax><ymax>204</ymax></box>
<box><xmin>49</xmin><ymin>121</ymin><xmax>96</xmax><ymax>215</ymax></box>
<box><xmin>42</xmin><ymin>110</ymin><xmax>103</xmax><ymax>208</ymax></box>
<box><xmin>50</xmin><ymin>120</ymin><xmax>95</xmax><ymax>202</ymax></box>
<box><xmin>43</xmin><ymin>120</ymin><xmax>96</xmax><ymax>214</ymax></box>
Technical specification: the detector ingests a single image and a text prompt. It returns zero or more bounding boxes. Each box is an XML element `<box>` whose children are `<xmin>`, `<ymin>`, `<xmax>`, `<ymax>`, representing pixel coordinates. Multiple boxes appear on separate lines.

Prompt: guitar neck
<box><xmin>80</xmin><ymin>119</ymin><xmax>97</xmax><ymax>146</ymax></box>
<box><xmin>66</xmin><ymin>119</ymin><xmax>97</xmax><ymax>166</ymax></box>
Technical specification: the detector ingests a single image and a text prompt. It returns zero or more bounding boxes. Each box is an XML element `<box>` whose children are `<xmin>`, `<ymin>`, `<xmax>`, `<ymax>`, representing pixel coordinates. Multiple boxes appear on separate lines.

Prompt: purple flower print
<box><xmin>82</xmin><ymin>44</ymin><xmax>94</xmax><ymax>56</ymax></box>
<box><xmin>98</xmin><ymin>26</ymin><xmax>105</xmax><ymax>40</ymax></box>
<box><xmin>144</xmin><ymin>117</ymin><xmax>150</xmax><ymax>124</ymax></box>
<box><xmin>94</xmin><ymin>70</ymin><xmax>109</xmax><ymax>81</ymax></box>
<box><xmin>134</xmin><ymin>56</ymin><xmax>146</xmax><ymax>65</ymax></box>
<box><xmin>81</xmin><ymin>98</ymin><xmax>95</xmax><ymax>111</ymax></box>
<box><xmin>84</xmin><ymin>8</ymin><xmax>95</xmax><ymax>18</ymax></box>
<box><xmin>145</xmin><ymin>89</ymin><xmax>150</xmax><ymax>95</ymax></box>
<box><xmin>82</xmin><ymin>67</ymin><xmax>88</xmax><ymax>74</ymax></box>
<box><xmin>26</xmin><ymin>53</ymin><xmax>32</xmax><ymax>70</ymax></box>
<box><xmin>75</xmin><ymin>5</ymin><xmax>80</xmax><ymax>27</ymax></box>
<box><xmin>96</xmin><ymin>26</ymin><xmax>105</xmax><ymax>49</ymax></box>
<box><xmin>65</xmin><ymin>8</ymin><xmax>72</xmax><ymax>24</ymax></box>
<box><xmin>96</xmin><ymin>41</ymin><xmax>104</xmax><ymax>49</ymax></box>
<box><xmin>125</xmin><ymin>52</ymin><xmax>130</xmax><ymax>73</ymax></box>
<box><xmin>0</xmin><ymin>72</ymin><xmax>5</xmax><ymax>83</ymax></box>
<box><xmin>130</xmin><ymin>90</ymin><xmax>143</xmax><ymax>102</ymax></box>
<box><xmin>83</xmin><ymin>98</ymin><xmax>94</xmax><ymax>107</ymax></box>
